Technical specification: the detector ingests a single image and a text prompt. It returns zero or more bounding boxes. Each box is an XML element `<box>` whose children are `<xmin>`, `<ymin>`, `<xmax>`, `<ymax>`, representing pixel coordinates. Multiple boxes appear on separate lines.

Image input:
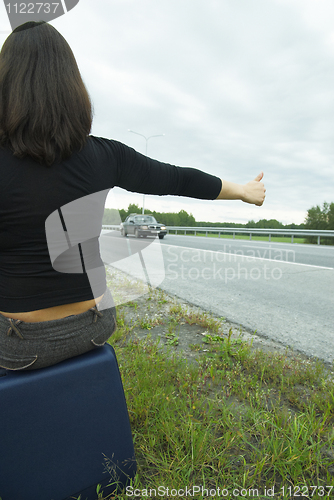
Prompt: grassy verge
<box><xmin>81</xmin><ymin>268</ymin><xmax>334</xmax><ymax>499</ymax></box>
<box><xmin>167</xmin><ymin>232</ymin><xmax>306</xmax><ymax>244</ymax></box>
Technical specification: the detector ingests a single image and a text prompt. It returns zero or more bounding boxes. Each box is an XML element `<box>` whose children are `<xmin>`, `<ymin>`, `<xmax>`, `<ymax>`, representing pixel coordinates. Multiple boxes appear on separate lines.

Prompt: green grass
<box><xmin>88</xmin><ymin>295</ymin><xmax>334</xmax><ymax>500</ymax></box>
<box><xmin>167</xmin><ymin>231</ymin><xmax>307</xmax><ymax>244</ymax></box>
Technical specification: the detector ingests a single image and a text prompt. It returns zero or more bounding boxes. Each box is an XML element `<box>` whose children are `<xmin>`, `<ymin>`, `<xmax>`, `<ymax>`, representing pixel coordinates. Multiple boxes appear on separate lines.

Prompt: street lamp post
<box><xmin>128</xmin><ymin>129</ymin><xmax>165</xmax><ymax>214</ymax></box>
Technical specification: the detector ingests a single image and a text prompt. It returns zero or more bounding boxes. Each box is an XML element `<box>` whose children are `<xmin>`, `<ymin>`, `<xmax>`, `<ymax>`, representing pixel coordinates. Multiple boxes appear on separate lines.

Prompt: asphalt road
<box><xmin>100</xmin><ymin>231</ymin><xmax>334</xmax><ymax>366</ymax></box>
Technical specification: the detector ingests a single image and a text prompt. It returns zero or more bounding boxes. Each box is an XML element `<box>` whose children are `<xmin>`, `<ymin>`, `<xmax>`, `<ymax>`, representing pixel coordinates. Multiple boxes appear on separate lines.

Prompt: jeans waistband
<box><xmin>0</xmin><ymin>287</ymin><xmax>115</xmax><ymax>339</ymax></box>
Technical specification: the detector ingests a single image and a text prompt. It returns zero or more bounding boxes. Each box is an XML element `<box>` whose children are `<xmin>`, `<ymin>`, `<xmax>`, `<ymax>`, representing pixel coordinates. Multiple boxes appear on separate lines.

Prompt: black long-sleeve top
<box><xmin>0</xmin><ymin>136</ymin><xmax>222</xmax><ymax>312</ymax></box>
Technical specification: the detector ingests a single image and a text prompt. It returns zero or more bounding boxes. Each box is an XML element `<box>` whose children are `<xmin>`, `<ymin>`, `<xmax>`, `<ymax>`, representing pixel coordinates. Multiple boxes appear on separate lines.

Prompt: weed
<box><xmin>139</xmin><ymin>318</ymin><xmax>153</xmax><ymax>330</ymax></box>
<box><xmin>189</xmin><ymin>343</ymin><xmax>201</xmax><ymax>351</ymax></box>
<box><xmin>166</xmin><ymin>331</ymin><xmax>179</xmax><ymax>346</ymax></box>
<box><xmin>126</xmin><ymin>301</ymin><xmax>138</xmax><ymax>311</ymax></box>
<box><xmin>202</xmin><ymin>333</ymin><xmax>223</xmax><ymax>344</ymax></box>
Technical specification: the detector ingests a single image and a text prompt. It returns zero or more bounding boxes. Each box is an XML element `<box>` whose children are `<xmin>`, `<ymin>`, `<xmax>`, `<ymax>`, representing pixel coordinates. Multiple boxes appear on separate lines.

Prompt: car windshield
<box><xmin>134</xmin><ymin>216</ymin><xmax>157</xmax><ymax>224</ymax></box>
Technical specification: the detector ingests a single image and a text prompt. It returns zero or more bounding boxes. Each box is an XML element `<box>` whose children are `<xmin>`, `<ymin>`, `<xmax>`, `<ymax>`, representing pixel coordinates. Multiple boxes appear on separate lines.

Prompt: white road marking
<box><xmin>242</xmin><ymin>244</ymin><xmax>334</xmax><ymax>252</ymax></box>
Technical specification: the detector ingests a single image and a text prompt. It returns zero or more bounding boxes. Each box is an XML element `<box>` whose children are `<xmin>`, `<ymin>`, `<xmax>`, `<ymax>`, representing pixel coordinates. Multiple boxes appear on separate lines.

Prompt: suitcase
<box><xmin>0</xmin><ymin>344</ymin><xmax>137</xmax><ymax>500</ymax></box>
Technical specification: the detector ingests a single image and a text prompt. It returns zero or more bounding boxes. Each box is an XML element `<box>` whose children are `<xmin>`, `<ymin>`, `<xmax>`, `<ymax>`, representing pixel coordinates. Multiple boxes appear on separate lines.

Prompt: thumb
<box><xmin>254</xmin><ymin>172</ymin><xmax>264</xmax><ymax>182</ymax></box>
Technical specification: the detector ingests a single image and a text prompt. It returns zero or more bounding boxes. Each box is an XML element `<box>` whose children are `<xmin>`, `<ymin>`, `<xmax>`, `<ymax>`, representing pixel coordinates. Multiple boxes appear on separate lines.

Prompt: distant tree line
<box><xmin>102</xmin><ymin>201</ymin><xmax>334</xmax><ymax>245</ymax></box>
<box><xmin>304</xmin><ymin>201</ymin><xmax>334</xmax><ymax>245</ymax></box>
<box><xmin>103</xmin><ymin>203</ymin><xmax>196</xmax><ymax>227</ymax></box>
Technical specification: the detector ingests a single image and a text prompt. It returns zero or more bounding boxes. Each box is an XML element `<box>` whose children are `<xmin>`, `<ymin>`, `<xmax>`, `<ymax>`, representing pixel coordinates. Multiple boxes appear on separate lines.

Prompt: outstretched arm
<box><xmin>107</xmin><ymin>139</ymin><xmax>266</xmax><ymax>204</ymax></box>
<box><xmin>216</xmin><ymin>172</ymin><xmax>266</xmax><ymax>206</ymax></box>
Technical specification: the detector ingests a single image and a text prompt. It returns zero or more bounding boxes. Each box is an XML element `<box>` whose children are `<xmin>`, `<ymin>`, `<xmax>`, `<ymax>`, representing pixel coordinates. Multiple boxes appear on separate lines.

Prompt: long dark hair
<box><xmin>0</xmin><ymin>21</ymin><xmax>93</xmax><ymax>166</ymax></box>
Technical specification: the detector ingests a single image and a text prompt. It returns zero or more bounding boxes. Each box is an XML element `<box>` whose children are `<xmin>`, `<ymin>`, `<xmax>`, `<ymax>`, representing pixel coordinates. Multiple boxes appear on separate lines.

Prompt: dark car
<box><xmin>120</xmin><ymin>214</ymin><xmax>167</xmax><ymax>239</ymax></box>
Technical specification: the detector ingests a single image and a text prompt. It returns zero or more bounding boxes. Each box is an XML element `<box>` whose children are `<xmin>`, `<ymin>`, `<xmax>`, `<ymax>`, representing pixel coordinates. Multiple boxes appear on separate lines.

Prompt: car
<box><xmin>120</xmin><ymin>214</ymin><xmax>167</xmax><ymax>239</ymax></box>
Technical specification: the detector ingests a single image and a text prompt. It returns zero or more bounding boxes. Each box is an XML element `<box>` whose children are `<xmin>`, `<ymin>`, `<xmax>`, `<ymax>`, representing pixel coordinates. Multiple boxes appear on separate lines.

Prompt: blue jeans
<box><xmin>0</xmin><ymin>287</ymin><xmax>116</xmax><ymax>371</ymax></box>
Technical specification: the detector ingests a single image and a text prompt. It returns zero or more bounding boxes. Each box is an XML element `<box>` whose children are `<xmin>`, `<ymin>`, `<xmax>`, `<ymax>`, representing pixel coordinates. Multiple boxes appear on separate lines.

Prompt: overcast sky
<box><xmin>1</xmin><ymin>0</ymin><xmax>334</xmax><ymax>224</ymax></box>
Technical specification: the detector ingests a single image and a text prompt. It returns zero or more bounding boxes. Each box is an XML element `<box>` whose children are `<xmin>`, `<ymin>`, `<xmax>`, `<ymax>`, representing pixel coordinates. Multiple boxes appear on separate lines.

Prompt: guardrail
<box><xmin>102</xmin><ymin>225</ymin><xmax>334</xmax><ymax>245</ymax></box>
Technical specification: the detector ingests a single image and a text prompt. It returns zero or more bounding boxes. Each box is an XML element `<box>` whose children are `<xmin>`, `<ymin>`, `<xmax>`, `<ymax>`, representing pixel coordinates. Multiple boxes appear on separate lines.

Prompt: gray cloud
<box><xmin>1</xmin><ymin>0</ymin><xmax>333</xmax><ymax>223</ymax></box>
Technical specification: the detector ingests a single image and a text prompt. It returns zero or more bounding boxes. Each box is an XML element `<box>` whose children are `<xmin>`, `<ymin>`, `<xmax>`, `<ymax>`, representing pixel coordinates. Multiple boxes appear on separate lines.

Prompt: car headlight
<box><xmin>160</xmin><ymin>226</ymin><xmax>166</xmax><ymax>230</ymax></box>
<box><xmin>141</xmin><ymin>225</ymin><xmax>148</xmax><ymax>229</ymax></box>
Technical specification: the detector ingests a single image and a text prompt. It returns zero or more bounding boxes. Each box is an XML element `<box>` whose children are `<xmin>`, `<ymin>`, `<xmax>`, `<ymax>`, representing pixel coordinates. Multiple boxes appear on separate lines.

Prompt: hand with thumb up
<box><xmin>216</xmin><ymin>172</ymin><xmax>266</xmax><ymax>206</ymax></box>
<box><xmin>242</xmin><ymin>172</ymin><xmax>266</xmax><ymax>206</ymax></box>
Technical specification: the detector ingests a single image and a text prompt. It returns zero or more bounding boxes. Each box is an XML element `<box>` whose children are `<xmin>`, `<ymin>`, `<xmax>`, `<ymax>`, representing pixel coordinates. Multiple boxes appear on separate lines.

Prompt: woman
<box><xmin>0</xmin><ymin>21</ymin><xmax>265</xmax><ymax>371</ymax></box>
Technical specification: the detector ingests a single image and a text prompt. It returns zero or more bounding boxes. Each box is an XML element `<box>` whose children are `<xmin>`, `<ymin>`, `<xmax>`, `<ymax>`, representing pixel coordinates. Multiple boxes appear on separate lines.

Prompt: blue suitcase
<box><xmin>0</xmin><ymin>344</ymin><xmax>136</xmax><ymax>500</ymax></box>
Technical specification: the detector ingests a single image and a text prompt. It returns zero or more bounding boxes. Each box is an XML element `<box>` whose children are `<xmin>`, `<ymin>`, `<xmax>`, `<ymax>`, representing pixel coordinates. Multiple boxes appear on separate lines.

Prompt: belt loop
<box><xmin>90</xmin><ymin>306</ymin><xmax>103</xmax><ymax>323</ymax></box>
<box><xmin>7</xmin><ymin>319</ymin><xmax>24</xmax><ymax>339</ymax></box>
